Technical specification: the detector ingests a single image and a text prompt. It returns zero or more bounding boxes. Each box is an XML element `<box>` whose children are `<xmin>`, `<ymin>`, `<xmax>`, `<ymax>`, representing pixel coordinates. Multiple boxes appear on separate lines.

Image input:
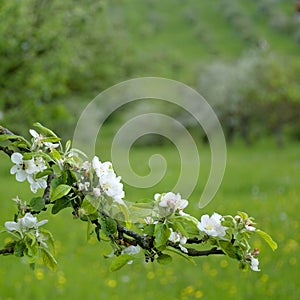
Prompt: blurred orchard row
<box><xmin>1</xmin><ymin>0</ymin><xmax>300</xmax><ymax>146</ymax></box>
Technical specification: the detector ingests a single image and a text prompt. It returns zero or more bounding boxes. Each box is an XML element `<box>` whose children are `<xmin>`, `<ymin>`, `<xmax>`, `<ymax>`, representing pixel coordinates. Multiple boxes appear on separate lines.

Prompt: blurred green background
<box><xmin>1</xmin><ymin>0</ymin><xmax>300</xmax><ymax>299</ymax></box>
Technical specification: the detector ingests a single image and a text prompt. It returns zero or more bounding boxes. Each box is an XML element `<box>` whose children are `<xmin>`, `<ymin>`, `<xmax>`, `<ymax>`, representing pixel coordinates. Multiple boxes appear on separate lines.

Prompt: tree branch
<box><xmin>0</xmin><ymin>146</ymin><xmax>14</xmax><ymax>157</ymax></box>
<box><xmin>0</xmin><ymin>125</ymin><xmax>19</xmax><ymax>157</ymax></box>
<box><xmin>0</xmin><ymin>247</ymin><xmax>14</xmax><ymax>255</ymax></box>
<box><xmin>0</xmin><ymin>126</ymin><xmax>15</xmax><ymax>136</ymax></box>
<box><xmin>43</xmin><ymin>174</ymin><xmax>55</xmax><ymax>205</ymax></box>
<box><xmin>170</xmin><ymin>244</ymin><xmax>225</xmax><ymax>257</ymax></box>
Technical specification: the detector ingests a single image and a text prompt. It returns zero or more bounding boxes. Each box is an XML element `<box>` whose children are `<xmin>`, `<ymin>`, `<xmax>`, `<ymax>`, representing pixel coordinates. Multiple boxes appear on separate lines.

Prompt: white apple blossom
<box><xmin>10</xmin><ymin>153</ymin><xmax>36</xmax><ymax>181</ymax></box>
<box><xmin>235</xmin><ymin>215</ymin><xmax>256</xmax><ymax>231</ymax></box>
<box><xmin>5</xmin><ymin>213</ymin><xmax>48</xmax><ymax>233</ymax></box>
<box><xmin>27</xmin><ymin>175</ymin><xmax>47</xmax><ymax>193</ymax></box>
<box><xmin>10</xmin><ymin>153</ymin><xmax>48</xmax><ymax>193</ymax></box>
<box><xmin>197</xmin><ymin>213</ymin><xmax>227</xmax><ymax>238</ymax></box>
<box><xmin>99</xmin><ymin>172</ymin><xmax>125</xmax><ymax>200</ymax></box>
<box><xmin>144</xmin><ymin>216</ymin><xmax>158</xmax><ymax>225</ymax></box>
<box><xmin>92</xmin><ymin>156</ymin><xmax>113</xmax><ymax>178</ymax></box>
<box><xmin>91</xmin><ymin>156</ymin><xmax>125</xmax><ymax>203</ymax></box>
<box><xmin>155</xmin><ymin>192</ymin><xmax>188</xmax><ymax>216</ymax></box>
<box><xmin>249</xmin><ymin>255</ymin><xmax>260</xmax><ymax>272</ymax></box>
<box><xmin>33</xmin><ymin>156</ymin><xmax>47</xmax><ymax>173</ymax></box>
<box><xmin>93</xmin><ymin>187</ymin><xmax>101</xmax><ymax>197</ymax></box>
<box><xmin>245</xmin><ymin>224</ymin><xmax>256</xmax><ymax>231</ymax></box>
<box><xmin>78</xmin><ymin>181</ymin><xmax>90</xmax><ymax>192</ymax></box>
<box><xmin>168</xmin><ymin>228</ymin><xmax>188</xmax><ymax>253</ymax></box>
<box><xmin>29</xmin><ymin>129</ymin><xmax>44</xmax><ymax>150</ymax></box>
<box><xmin>44</xmin><ymin>142</ymin><xmax>59</xmax><ymax>151</ymax></box>
<box><xmin>81</xmin><ymin>161</ymin><xmax>91</xmax><ymax>171</ymax></box>
<box><xmin>121</xmin><ymin>245</ymin><xmax>140</xmax><ymax>255</ymax></box>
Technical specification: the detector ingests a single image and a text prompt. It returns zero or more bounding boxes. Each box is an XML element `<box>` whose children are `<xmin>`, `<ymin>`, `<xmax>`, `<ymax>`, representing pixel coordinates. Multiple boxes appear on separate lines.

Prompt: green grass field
<box><xmin>0</xmin><ymin>137</ymin><xmax>299</xmax><ymax>300</ymax></box>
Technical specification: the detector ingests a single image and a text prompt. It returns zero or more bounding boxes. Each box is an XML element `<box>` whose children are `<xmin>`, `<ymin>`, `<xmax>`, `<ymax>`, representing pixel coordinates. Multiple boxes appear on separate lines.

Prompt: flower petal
<box><xmin>11</xmin><ymin>152</ymin><xmax>23</xmax><ymax>164</ymax></box>
<box><xmin>29</xmin><ymin>129</ymin><xmax>39</xmax><ymax>138</ymax></box>
<box><xmin>5</xmin><ymin>221</ymin><xmax>20</xmax><ymax>231</ymax></box>
<box><xmin>15</xmin><ymin>170</ymin><xmax>27</xmax><ymax>182</ymax></box>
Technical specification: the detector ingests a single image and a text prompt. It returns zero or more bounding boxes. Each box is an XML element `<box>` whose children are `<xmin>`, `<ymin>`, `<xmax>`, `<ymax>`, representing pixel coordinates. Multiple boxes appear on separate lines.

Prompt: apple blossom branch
<box><xmin>0</xmin><ymin>125</ymin><xmax>225</xmax><ymax>259</ymax></box>
<box><xmin>97</xmin><ymin>211</ymin><xmax>225</xmax><ymax>258</ymax></box>
<box><xmin>1</xmin><ymin>124</ymin><xmax>275</xmax><ymax>272</ymax></box>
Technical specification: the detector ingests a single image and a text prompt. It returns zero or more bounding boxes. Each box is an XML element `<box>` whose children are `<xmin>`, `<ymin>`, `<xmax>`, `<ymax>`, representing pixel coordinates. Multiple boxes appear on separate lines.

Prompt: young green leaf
<box><xmin>39</xmin><ymin>228</ymin><xmax>55</xmax><ymax>252</ymax></box>
<box><xmin>40</xmin><ymin>247</ymin><xmax>58</xmax><ymax>271</ymax></box>
<box><xmin>157</xmin><ymin>253</ymin><xmax>172</xmax><ymax>265</ymax></box>
<box><xmin>143</xmin><ymin>224</ymin><xmax>155</xmax><ymax>236</ymax></box>
<box><xmin>109</xmin><ymin>254</ymin><xmax>132</xmax><ymax>272</ymax></box>
<box><xmin>33</xmin><ymin>122</ymin><xmax>58</xmax><ymax>138</ymax></box>
<box><xmin>0</xmin><ymin>134</ymin><xmax>21</xmax><ymax>142</ymax></box>
<box><xmin>35</xmin><ymin>169</ymin><xmax>53</xmax><ymax>179</ymax></box>
<box><xmin>218</xmin><ymin>240</ymin><xmax>241</xmax><ymax>260</ymax></box>
<box><xmin>256</xmin><ymin>229</ymin><xmax>278</xmax><ymax>251</ymax></box>
<box><xmin>154</xmin><ymin>223</ymin><xmax>171</xmax><ymax>251</ymax></box>
<box><xmin>51</xmin><ymin>196</ymin><xmax>71</xmax><ymax>214</ymax></box>
<box><xmin>83</xmin><ymin>195</ymin><xmax>101</xmax><ymax>213</ymax></box>
<box><xmin>14</xmin><ymin>241</ymin><xmax>26</xmax><ymax>257</ymax></box>
<box><xmin>165</xmin><ymin>247</ymin><xmax>196</xmax><ymax>265</ymax></box>
<box><xmin>50</xmin><ymin>149</ymin><xmax>61</xmax><ymax>160</ymax></box>
<box><xmin>99</xmin><ymin>214</ymin><xmax>117</xmax><ymax>236</ymax></box>
<box><xmin>30</xmin><ymin>197</ymin><xmax>45</xmax><ymax>211</ymax></box>
<box><xmin>50</xmin><ymin>184</ymin><xmax>71</xmax><ymax>202</ymax></box>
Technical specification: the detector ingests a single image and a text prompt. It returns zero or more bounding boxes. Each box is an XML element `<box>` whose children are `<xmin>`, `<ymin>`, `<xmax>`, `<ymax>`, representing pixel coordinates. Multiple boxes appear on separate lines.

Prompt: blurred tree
<box><xmin>254</xmin><ymin>52</ymin><xmax>300</xmax><ymax>147</ymax></box>
<box><xmin>198</xmin><ymin>50</ymin><xmax>300</xmax><ymax>146</ymax></box>
<box><xmin>0</xmin><ymin>0</ymin><xmax>133</xmax><ymax>136</ymax></box>
<box><xmin>198</xmin><ymin>52</ymin><xmax>259</xmax><ymax>144</ymax></box>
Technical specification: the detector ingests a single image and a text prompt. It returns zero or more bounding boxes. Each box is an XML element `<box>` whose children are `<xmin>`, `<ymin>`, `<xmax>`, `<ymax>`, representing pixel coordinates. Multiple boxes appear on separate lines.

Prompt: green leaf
<box><xmin>0</xmin><ymin>134</ymin><xmax>21</xmax><ymax>142</ymax></box>
<box><xmin>218</xmin><ymin>240</ymin><xmax>241</xmax><ymax>260</ymax></box>
<box><xmin>172</xmin><ymin>215</ymin><xmax>199</xmax><ymax>236</ymax></box>
<box><xmin>154</xmin><ymin>223</ymin><xmax>170</xmax><ymax>251</ymax></box>
<box><xmin>39</xmin><ymin>228</ymin><xmax>55</xmax><ymax>251</ymax></box>
<box><xmin>50</xmin><ymin>176</ymin><xmax>63</xmax><ymax>189</ymax></box>
<box><xmin>165</xmin><ymin>247</ymin><xmax>196</xmax><ymax>265</ymax></box>
<box><xmin>25</xmin><ymin>231</ymin><xmax>37</xmax><ymax>247</ymax></box>
<box><xmin>157</xmin><ymin>253</ymin><xmax>172</xmax><ymax>265</ymax></box>
<box><xmin>83</xmin><ymin>195</ymin><xmax>101</xmax><ymax>213</ymax></box>
<box><xmin>99</xmin><ymin>214</ymin><xmax>117</xmax><ymax>236</ymax></box>
<box><xmin>143</xmin><ymin>224</ymin><xmax>155</xmax><ymax>236</ymax></box>
<box><xmin>50</xmin><ymin>184</ymin><xmax>71</xmax><ymax>202</ymax></box>
<box><xmin>33</xmin><ymin>122</ymin><xmax>58</xmax><ymax>138</ymax></box>
<box><xmin>109</xmin><ymin>254</ymin><xmax>132</xmax><ymax>272</ymax></box>
<box><xmin>14</xmin><ymin>241</ymin><xmax>26</xmax><ymax>257</ymax></box>
<box><xmin>30</xmin><ymin>197</ymin><xmax>45</xmax><ymax>211</ymax></box>
<box><xmin>237</xmin><ymin>211</ymin><xmax>249</xmax><ymax>221</ymax></box>
<box><xmin>40</xmin><ymin>247</ymin><xmax>58</xmax><ymax>271</ymax></box>
<box><xmin>35</xmin><ymin>169</ymin><xmax>53</xmax><ymax>179</ymax></box>
<box><xmin>86</xmin><ymin>219</ymin><xmax>94</xmax><ymax>241</ymax></box>
<box><xmin>65</xmin><ymin>140</ymin><xmax>71</xmax><ymax>153</ymax></box>
<box><xmin>256</xmin><ymin>229</ymin><xmax>278</xmax><ymax>251</ymax></box>
<box><xmin>43</xmin><ymin>137</ymin><xmax>61</xmax><ymax>143</ymax></box>
<box><xmin>50</xmin><ymin>149</ymin><xmax>61</xmax><ymax>160</ymax></box>
<box><xmin>51</xmin><ymin>196</ymin><xmax>71</xmax><ymax>214</ymax></box>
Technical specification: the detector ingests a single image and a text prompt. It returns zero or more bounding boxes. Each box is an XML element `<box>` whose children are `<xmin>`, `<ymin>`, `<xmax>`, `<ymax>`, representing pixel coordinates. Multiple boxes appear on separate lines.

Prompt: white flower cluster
<box><xmin>197</xmin><ymin>213</ymin><xmax>228</xmax><ymax>238</ymax></box>
<box><xmin>155</xmin><ymin>192</ymin><xmax>188</xmax><ymax>216</ymax></box>
<box><xmin>5</xmin><ymin>213</ymin><xmax>49</xmax><ymax>247</ymax></box>
<box><xmin>5</xmin><ymin>212</ymin><xmax>48</xmax><ymax>233</ymax></box>
<box><xmin>29</xmin><ymin>129</ymin><xmax>59</xmax><ymax>151</ymax></box>
<box><xmin>168</xmin><ymin>228</ymin><xmax>188</xmax><ymax>253</ymax></box>
<box><xmin>10</xmin><ymin>153</ymin><xmax>47</xmax><ymax>193</ymax></box>
<box><xmin>91</xmin><ymin>156</ymin><xmax>125</xmax><ymax>204</ymax></box>
<box><xmin>245</xmin><ymin>249</ymin><xmax>260</xmax><ymax>272</ymax></box>
<box><xmin>234</xmin><ymin>215</ymin><xmax>256</xmax><ymax>232</ymax></box>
